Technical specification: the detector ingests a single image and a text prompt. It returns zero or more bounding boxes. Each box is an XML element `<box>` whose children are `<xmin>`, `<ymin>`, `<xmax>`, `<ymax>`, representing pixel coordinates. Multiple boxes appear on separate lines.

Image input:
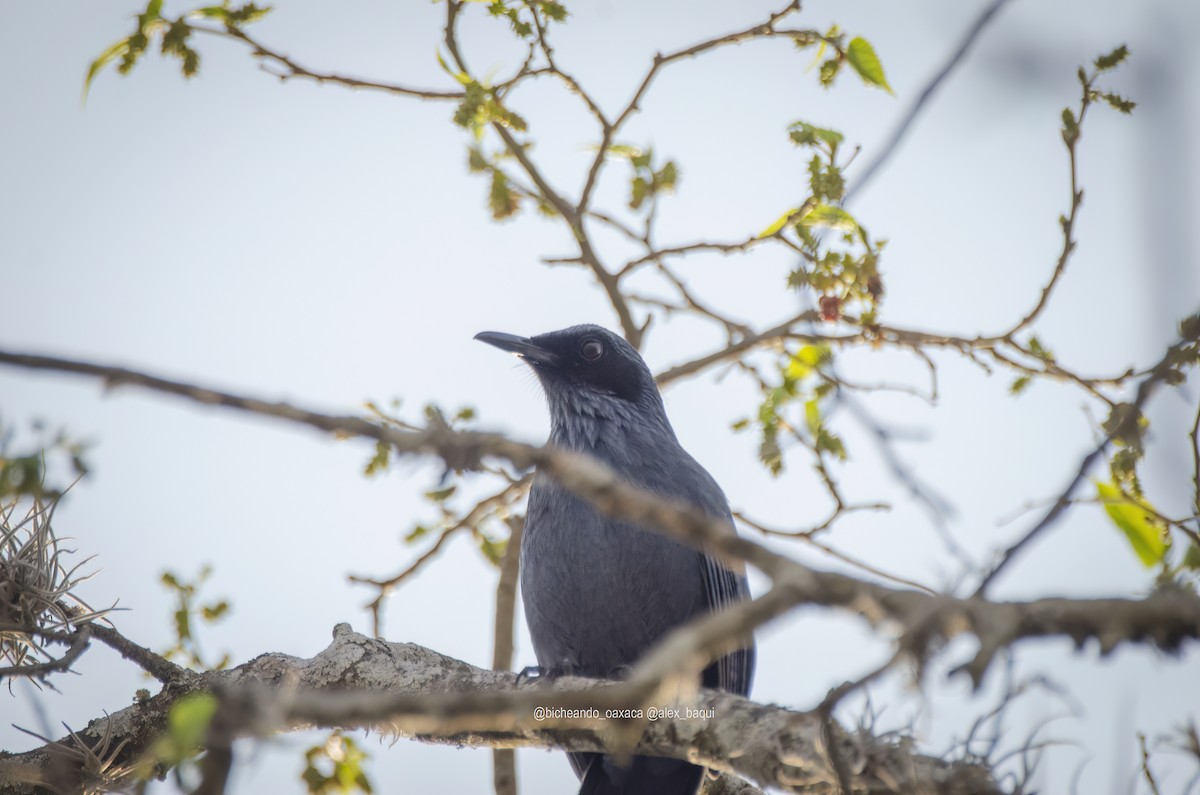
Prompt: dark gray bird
<box><xmin>475</xmin><ymin>324</ymin><xmax>755</xmax><ymax>795</ymax></box>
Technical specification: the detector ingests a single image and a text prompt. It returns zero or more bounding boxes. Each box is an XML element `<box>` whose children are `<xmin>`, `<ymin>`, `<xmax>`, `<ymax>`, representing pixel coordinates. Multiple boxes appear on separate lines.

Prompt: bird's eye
<box><xmin>580</xmin><ymin>339</ymin><xmax>604</xmax><ymax>362</ymax></box>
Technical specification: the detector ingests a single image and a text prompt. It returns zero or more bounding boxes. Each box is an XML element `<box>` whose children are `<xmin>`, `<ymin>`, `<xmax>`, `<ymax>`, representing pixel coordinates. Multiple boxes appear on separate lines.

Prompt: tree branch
<box><xmin>189</xmin><ymin>24</ymin><xmax>464</xmax><ymax>100</ymax></box>
<box><xmin>0</xmin><ymin>624</ymin><xmax>998</xmax><ymax>795</ymax></box>
<box><xmin>0</xmin><ymin>348</ymin><xmax>1196</xmax><ymax>690</ymax></box>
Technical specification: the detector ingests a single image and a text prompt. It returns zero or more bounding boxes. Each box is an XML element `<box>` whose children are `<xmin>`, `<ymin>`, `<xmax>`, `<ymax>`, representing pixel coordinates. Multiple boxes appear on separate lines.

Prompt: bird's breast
<box><xmin>520</xmin><ymin>477</ymin><xmax>706</xmax><ymax>676</ymax></box>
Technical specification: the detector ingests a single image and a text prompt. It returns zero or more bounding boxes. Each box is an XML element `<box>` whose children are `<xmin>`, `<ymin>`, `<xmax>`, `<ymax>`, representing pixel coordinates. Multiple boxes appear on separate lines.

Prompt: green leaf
<box><xmin>1094</xmin><ymin>44</ymin><xmax>1129</xmax><ymax>72</ymax></box>
<box><xmin>1096</xmin><ymin>480</ymin><xmax>1167</xmax><ymax>567</ymax></box>
<box><xmin>161</xmin><ymin>20</ymin><xmax>200</xmax><ymax>78</ymax></box>
<box><xmin>156</xmin><ymin>693</ymin><xmax>218</xmax><ymax>764</ymax></box>
<box><xmin>201</xmin><ymin>601</ymin><xmax>230</xmax><ymax>621</ymax></box>
<box><xmin>1183</xmin><ymin>543</ymin><xmax>1200</xmax><ymax>571</ymax></box>
<box><xmin>657</xmin><ymin>160</ymin><xmax>678</xmax><ymax>189</ymax></box>
<box><xmin>1179</xmin><ymin>313</ymin><xmax>1200</xmax><ymax>341</ymax></box>
<box><xmin>629</xmin><ymin>175</ymin><xmax>648</xmax><ymax>210</ymax></box>
<box><xmin>225</xmin><ymin>3</ymin><xmax>273</xmax><ymax>25</ymax></box>
<box><xmin>84</xmin><ymin>37</ymin><xmax>133</xmax><ymax>101</ymax></box>
<box><xmin>846</xmin><ymin>37</ymin><xmax>892</xmax><ymax>94</ymax></box>
<box><xmin>404</xmin><ymin>524</ymin><xmax>430</xmax><ymax>543</ymax></box>
<box><xmin>303</xmin><ymin>733</ymin><xmax>374</xmax><ymax>795</ymax></box>
<box><xmin>757</xmin><ymin>207</ymin><xmax>801</xmax><ymax>238</ymax></box>
<box><xmin>803</xmin><ymin>399</ymin><xmax>821</xmax><ymax>436</ymax></box>
<box><xmin>1061</xmin><ymin>107</ymin><xmax>1079</xmax><ymax>145</ymax></box>
<box><xmin>816</xmin><ymin>429</ymin><xmax>846</xmax><ymax>460</ymax></box>
<box><xmin>436</xmin><ymin>50</ymin><xmax>474</xmax><ymax>87</ymax></box>
<box><xmin>1100</xmin><ymin>91</ymin><xmax>1136</xmax><ymax>114</ymax></box>
<box><xmin>538</xmin><ymin>1</ymin><xmax>568</xmax><ymax>22</ymax></box>
<box><xmin>785</xmin><ymin>344</ymin><xmax>830</xmax><ymax>380</ymax></box>
<box><xmin>363</xmin><ymin>439</ymin><xmax>391</xmax><ymax>476</ymax></box>
<box><xmin>1027</xmin><ymin>335</ymin><xmax>1055</xmax><ymax>363</ymax></box>
<box><xmin>818</xmin><ymin>57</ymin><xmax>840</xmax><ymax>87</ymax></box>
<box><xmin>1009</xmin><ymin>375</ymin><xmax>1032</xmax><ymax>396</ymax></box>
<box><xmin>424</xmin><ymin>485</ymin><xmax>457</xmax><ymax>502</ymax></box>
<box><xmin>785</xmin><ymin>268</ymin><xmax>809</xmax><ymax>289</ymax></box>
<box><xmin>798</xmin><ymin>203</ymin><xmax>858</xmax><ymax>232</ymax></box>
<box><xmin>787</xmin><ymin>121</ymin><xmax>844</xmax><ymax>153</ymax></box>
<box><xmin>758</xmin><ymin>431</ymin><xmax>783</xmax><ymax>476</ymax></box>
<box><xmin>466</xmin><ymin>146</ymin><xmax>489</xmax><ymax>172</ymax></box>
<box><xmin>478</xmin><ymin>535</ymin><xmax>508</xmax><ymax>566</ymax></box>
<box><xmin>191</xmin><ymin>5</ymin><xmax>232</xmax><ymax>20</ymax></box>
<box><xmin>806</xmin><ymin>156</ymin><xmax>845</xmax><ymax>202</ymax></box>
<box><xmin>488</xmin><ymin>170</ymin><xmax>519</xmax><ymax>219</ymax></box>
<box><xmin>174</xmin><ymin>608</ymin><xmax>191</xmax><ymax>641</ymax></box>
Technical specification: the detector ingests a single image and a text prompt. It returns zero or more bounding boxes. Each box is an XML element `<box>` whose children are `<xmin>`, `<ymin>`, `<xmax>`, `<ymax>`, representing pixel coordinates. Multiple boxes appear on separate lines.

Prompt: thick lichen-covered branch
<box><xmin>0</xmin><ymin>624</ymin><xmax>997</xmax><ymax>794</ymax></box>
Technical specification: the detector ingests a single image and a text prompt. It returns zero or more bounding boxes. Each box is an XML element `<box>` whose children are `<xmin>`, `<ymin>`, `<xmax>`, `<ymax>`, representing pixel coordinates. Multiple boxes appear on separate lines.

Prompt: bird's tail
<box><xmin>578</xmin><ymin>754</ymin><xmax>704</xmax><ymax>795</ymax></box>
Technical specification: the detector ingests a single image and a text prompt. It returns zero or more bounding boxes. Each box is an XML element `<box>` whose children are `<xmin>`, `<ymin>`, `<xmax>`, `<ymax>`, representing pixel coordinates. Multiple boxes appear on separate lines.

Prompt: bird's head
<box><xmin>474</xmin><ymin>324</ymin><xmax>669</xmax><ymax>437</ymax></box>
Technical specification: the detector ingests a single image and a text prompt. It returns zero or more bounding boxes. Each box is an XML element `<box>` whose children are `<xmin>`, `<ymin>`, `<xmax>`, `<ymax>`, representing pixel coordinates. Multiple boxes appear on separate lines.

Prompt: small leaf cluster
<box><xmin>451</xmin><ymin>80</ymin><xmax>528</xmax><ymax>136</ymax></box>
<box><xmin>465</xmin><ymin>145</ymin><xmax>535</xmax><ymax>220</ymax></box>
<box><xmin>357</xmin><ymin>401</ymin><xmax>513</xmax><ymax>566</ymax></box>
<box><xmin>794</xmin><ymin>26</ymin><xmax>892</xmax><ymax>93</ymax></box>
<box><xmin>438</xmin><ymin>55</ymin><xmax>532</xmax><ymax>220</ymax></box>
<box><xmin>302</xmin><ymin>732</ymin><xmax>374</xmax><ymax>795</ymax></box>
<box><xmin>159</xmin><ymin>565</ymin><xmax>231</xmax><ymax>671</ymax></box>
<box><xmin>762</xmin><ymin>120</ymin><xmax>885</xmax><ymax>326</ymax></box>
<box><xmin>733</xmin><ymin>344</ymin><xmax>843</xmax><ymax>476</ymax></box>
<box><xmin>1062</xmin><ymin>44</ymin><xmax>1135</xmax><ymax>147</ymax></box>
<box><xmin>484</xmin><ymin>0</ymin><xmax>568</xmax><ymax>39</ymax></box>
<box><xmin>1097</xmin><ymin>312</ymin><xmax>1200</xmax><ymax>576</ymax></box>
<box><xmin>609</xmin><ymin>145</ymin><xmax>679</xmax><ymax>212</ymax></box>
<box><xmin>1086</xmin><ymin>44</ymin><xmax>1136</xmax><ymax>114</ymax></box>
<box><xmin>85</xmin><ymin>1</ymin><xmax>272</xmax><ymax>97</ymax></box>
<box><xmin>438</xmin><ymin>51</ymin><xmax>527</xmax><ymax>138</ymax></box>
<box><xmin>0</xmin><ymin>420</ymin><xmax>89</xmax><ymax>501</ymax></box>
<box><xmin>361</xmin><ymin>400</ymin><xmax>477</xmax><ymax>478</ymax></box>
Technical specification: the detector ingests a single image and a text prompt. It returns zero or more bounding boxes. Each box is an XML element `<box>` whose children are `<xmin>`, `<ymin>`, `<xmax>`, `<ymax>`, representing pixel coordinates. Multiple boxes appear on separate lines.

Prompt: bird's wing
<box><xmin>699</xmin><ymin>548</ymin><xmax>755</xmax><ymax>696</ymax></box>
<box><xmin>670</xmin><ymin>458</ymin><xmax>756</xmax><ymax>696</ymax></box>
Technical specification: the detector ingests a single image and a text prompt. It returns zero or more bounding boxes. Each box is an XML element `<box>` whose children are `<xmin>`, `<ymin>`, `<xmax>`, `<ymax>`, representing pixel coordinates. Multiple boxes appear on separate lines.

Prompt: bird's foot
<box><xmin>515</xmin><ymin>662</ymin><xmax>580</xmax><ymax>686</ymax></box>
<box><xmin>515</xmin><ymin>665</ymin><xmax>548</xmax><ymax>686</ymax></box>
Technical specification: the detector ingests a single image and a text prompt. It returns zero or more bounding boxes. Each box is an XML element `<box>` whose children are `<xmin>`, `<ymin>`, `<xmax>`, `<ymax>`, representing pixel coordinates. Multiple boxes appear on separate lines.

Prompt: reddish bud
<box><xmin>819</xmin><ymin>295</ymin><xmax>841</xmax><ymax>322</ymax></box>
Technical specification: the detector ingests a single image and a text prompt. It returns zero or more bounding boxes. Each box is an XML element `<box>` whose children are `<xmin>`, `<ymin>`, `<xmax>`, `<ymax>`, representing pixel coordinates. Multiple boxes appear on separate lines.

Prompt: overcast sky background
<box><xmin>2</xmin><ymin>1</ymin><xmax>1198</xmax><ymax>792</ymax></box>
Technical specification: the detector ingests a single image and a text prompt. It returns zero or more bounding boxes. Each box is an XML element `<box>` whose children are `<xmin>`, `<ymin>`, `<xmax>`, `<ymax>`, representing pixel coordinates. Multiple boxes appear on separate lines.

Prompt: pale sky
<box><xmin>1</xmin><ymin>1</ymin><xmax>1198</xmax><ymax>792</ymax></box>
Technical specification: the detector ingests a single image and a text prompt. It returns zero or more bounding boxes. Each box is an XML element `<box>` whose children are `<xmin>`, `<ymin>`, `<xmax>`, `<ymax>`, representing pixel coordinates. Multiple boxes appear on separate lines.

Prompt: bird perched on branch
<box><xmin>475</xmin><ymin>324</ymin><xmax>755</xmax><ymax>795</ymax></box>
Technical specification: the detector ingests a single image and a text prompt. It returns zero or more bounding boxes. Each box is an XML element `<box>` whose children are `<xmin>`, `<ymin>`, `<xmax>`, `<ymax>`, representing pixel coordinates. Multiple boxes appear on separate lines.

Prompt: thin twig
<box><xmin>190</xmin><ymin>24</ymin><xmax>463</xmax><ymax>99</ymax></box>
<box><xmin>577</xmin><ymin>0</ymin><xmax>810</xmax><ymax>214</ymax></box>
<box><xmin>845</xmin><ymin>0</ymin><xmax>1014</xmax><ymax>204</ymax></box>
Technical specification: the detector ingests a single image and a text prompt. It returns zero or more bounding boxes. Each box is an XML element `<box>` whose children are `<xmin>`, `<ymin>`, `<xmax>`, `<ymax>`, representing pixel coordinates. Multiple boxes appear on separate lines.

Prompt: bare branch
<box><xmin>89</xmin><ymin>621</ymin><xmax>192</xmax><ymax>686</ymax></box>
<box><xmin>190</xmin><ymin>24</ymin><xmax>464</xmax><ymax>100</ymax></box>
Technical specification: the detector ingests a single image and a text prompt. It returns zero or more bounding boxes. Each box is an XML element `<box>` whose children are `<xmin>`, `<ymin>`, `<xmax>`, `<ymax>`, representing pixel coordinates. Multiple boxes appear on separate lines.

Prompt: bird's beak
<box><xmin>474</xmin><ymin>331</ymin><xmax>561</xmax><ymax>367</ymax></box>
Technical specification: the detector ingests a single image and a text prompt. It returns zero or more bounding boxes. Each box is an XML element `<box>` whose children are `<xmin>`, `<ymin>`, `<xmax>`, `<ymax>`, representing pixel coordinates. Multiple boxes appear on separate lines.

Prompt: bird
<box><xmin>475</xmin><ymin>324</ymin><xmax>755</xmax><ymax>795</ymax></box>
